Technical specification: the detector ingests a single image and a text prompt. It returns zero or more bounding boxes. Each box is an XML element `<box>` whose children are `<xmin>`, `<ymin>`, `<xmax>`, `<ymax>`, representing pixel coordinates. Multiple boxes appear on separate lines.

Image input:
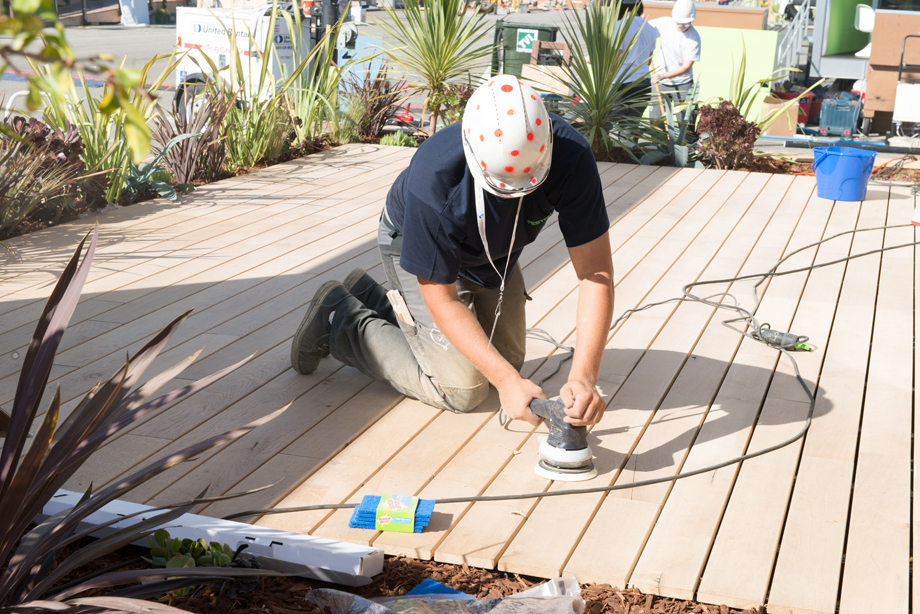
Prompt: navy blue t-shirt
<box><xmin>385</xmin><ymin>114</ymin><xmax>609</xmax><ymax>288</ymax></box>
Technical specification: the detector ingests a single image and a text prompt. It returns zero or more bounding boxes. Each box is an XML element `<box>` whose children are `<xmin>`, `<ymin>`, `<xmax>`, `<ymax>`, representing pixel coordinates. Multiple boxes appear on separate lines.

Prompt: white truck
<box><xmin>174</xmin><ymin>3</ymin><xmax>310</xmax><ymax>109</ymax></box>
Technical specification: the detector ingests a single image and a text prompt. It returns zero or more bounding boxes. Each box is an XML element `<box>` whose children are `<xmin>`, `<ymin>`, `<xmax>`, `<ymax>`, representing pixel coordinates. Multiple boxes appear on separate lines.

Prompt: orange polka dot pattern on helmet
<box><xmin>460</xmin><ymin>74</ymin><xmax>553</xmax><ymax>193</ymax></box>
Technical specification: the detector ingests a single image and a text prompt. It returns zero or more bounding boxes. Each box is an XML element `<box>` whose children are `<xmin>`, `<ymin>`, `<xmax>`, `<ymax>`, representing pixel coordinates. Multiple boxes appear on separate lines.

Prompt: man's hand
<box><xmin>560</xmin><ymin>379</ymin><xmax>604</xmax><ymax>426</ymax></box>
<box><xmin>498</xmin><ymin>376</ymin><xmax>546</xmax><ymax>426</ymax></box>
<box><xmin>651</xmin><ymin>73</ymin><xmax>664</xmax><ymax>84</ymax></box>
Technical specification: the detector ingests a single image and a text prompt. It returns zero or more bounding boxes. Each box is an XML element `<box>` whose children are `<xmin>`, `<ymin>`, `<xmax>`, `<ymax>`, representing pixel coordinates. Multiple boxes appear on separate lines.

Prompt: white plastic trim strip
<box><xmin>39</xmin><ymin>490</ymin><xmax>383</xmax><ymax>586</ymax></box>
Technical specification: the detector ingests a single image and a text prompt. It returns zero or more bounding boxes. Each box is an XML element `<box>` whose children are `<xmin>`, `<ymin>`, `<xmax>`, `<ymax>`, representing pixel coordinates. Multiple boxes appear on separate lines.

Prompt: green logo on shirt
<box><xmin>527</xmin><ymin>215</ymin><xmax>550</xmax><ymax>226</ymax></box>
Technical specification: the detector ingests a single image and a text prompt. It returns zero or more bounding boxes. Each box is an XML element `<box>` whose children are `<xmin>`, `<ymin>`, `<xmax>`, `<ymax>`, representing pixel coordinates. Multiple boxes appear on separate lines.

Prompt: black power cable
<box><xmin>223</xmin><ymin>222</ymin><xmax>920</xmax><ymax>522</ymax></box>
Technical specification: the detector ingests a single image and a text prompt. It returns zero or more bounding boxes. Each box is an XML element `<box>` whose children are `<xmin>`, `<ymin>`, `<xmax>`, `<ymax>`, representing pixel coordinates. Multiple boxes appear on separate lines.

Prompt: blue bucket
<box><xmin>812</xmin><ymin>146</ymin><xmax>876</xmax><ymax>202</ymax></box>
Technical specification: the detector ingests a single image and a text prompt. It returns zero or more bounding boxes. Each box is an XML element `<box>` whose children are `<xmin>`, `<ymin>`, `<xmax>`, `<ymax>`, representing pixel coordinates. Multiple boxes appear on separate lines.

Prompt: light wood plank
<box><xmin>564</xmin><ymin>172</ymin><xmax>792</xmax><ymax>587</ymax></box>
<box><xmin>0</xmin><ymin>201</ymin><xmax>389</xmax><ymax>410</ymax></box>
<box><xmin>200</xmin><ymin>381</ymin><xmax>404</xmax><ymax>519</ymax></box>
<box><xmin>697</xmin><ymin>186</ymin><xmax>859</xmax><ymax>610</ymax></box>
<box><xmin>255</xmin><ymin>166</ymin><xmax>689</xmax><ymax>552</ymax></box>
<box><xmin>434</xmin><ymin>169</ymin><xmax>736</xmax><ymax>573</ymax></box>
<box><xmin>499</xmin><ymin>171</ymin><xmax>784</xmax><ymax>580</ymax></box>
<box><xmin>836</xmin><ymin>191</ymin><xmax>912</xmax><ymax>614</ymax></box>
<box><xmin>0</xmin><ymin>144</ymin><xmax>401</xmax><ymax>284</ymax></box>
<box><xmin>255</xmin><ymin>399</ymin><xmax>443</xmax><ymax>534</ymax></box>
<box><xmin>0</xmin><ymin>147</ymin><xmax>412</xmax><ymax>340</ymax></box>
<box><xmin>627</xmin><ymin>175</ymin><xmax>832</xmax><ymax>600</ymax></box>
<box><xmin>765</xmin><ymin>193</ymin><xmax>889</xmax><ymax>614</ymax></box>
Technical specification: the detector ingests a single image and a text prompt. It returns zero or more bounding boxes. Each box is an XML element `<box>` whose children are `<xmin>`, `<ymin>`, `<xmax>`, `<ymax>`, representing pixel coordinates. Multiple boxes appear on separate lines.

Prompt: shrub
<box><xmin>37</xmin><ymin>56</ymin><xmax>181</xmax><ymax>204</ymax></box>
<box><xmin>426</xmin><ymin>81</ymin><xmax>475</xmax><ymax>128</ymax></box>
<box><xmin>341</xmin><ymin>65</ymin><xmax>408</xmax><ymax>141</ymax></box>
<box><xmin>122</xmin><ymin>134</ymin><xmax>197</xmax><ymax>204</ymax></box>
<box><xmin>0</xmin><ymin>229</ymin><xmax>287</xmax><ymax>613</ymax></box>
<box><xmin>376</xmin><ymin>0</ymin><xmax>492</xmax><ymax>135</ymax></box>
<box><xmin>696</xmin><ymin>100</ymin><xmax>761</xmax><ymax>170</ymax></box>
<box><xmin>0</xmin><ymin>137</ymin><xmax>81</xmax><ymax>238</ymax></box>
<box><xmin>380</xmin><ymin>131</ymin><xmax>418</xmax><ymax>148</ymax></box>
<box><xmin>226</xmin><ymin>97</ymin><xmax>294</xmax><ymax>169</ymax></box>
<box><xmin>557</xmin><ymin>0</ymin><xmax>657</xmax><ymax>157</ymax></box>
<box><xmin>152</xmin><ymin>83</ymin><xmax>238</xmax><ymax>184</ymax></box>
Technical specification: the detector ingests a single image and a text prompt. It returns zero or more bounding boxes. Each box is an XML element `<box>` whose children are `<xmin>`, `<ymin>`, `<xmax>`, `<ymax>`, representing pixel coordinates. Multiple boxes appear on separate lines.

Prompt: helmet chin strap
<box><xmin>475</xmin><ymin>178</ymin><xmax>523</xmax><ymax>348</ymax></box>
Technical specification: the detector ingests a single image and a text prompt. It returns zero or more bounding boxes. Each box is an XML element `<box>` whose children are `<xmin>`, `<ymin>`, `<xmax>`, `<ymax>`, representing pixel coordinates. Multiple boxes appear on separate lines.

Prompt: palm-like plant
<box><xmin>0</xmin><ymin>228</ymin><xmax>288</xmax><ymax>614</ymax></box>
<box><xmin>375</xmin><ymin>0</ymin><xmax>493</xmax><ymax>135</ymax></box>
<box><xmin>722</xmin><ymin>39</ymin><xmax>823</xmax><ymax>133</ymax></box>
<box><xmin>554</xmin><ymin>0</ymin><xmax>654</xmax><ymax>157</ymax></box>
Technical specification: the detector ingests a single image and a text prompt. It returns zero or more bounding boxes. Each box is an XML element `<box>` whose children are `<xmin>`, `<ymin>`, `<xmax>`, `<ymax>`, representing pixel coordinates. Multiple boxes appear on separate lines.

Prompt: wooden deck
<box><xmin>1</xmin><ymin>143</ymin><xmax>916</xmax><ymax>614</ymax></box>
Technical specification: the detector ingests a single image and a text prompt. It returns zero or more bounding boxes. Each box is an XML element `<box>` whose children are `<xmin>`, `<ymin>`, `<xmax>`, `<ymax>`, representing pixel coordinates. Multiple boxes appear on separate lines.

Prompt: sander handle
<box><xmin>529</xmin><ymin>398</ymin><xmax>589</xmax><ymax>451</ymax></box>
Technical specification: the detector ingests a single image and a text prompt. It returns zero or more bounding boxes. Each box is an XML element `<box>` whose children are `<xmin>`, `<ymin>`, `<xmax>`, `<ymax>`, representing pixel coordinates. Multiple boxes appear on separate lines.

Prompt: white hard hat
<box><xmin>461</xmin><ymin>74</ymin><xmax>553</xmax><ymax>198</ymax></box>
<box><xmin>672</xmin><ymin>0</ymin><xmax>695</xmax><ymax>23</ymax></box>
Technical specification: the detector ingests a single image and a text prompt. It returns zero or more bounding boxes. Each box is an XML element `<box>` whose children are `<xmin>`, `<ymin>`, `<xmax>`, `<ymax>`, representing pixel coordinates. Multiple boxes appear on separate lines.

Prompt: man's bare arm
<box><xmin>561</xmin><ymin>233</ymin><xmax>615</xmax><ymax>426</ymax></box>
<box><xmin>418</xmin><ymin>279</ymin><xmax>544</xmax><ymax>425</ymax></box>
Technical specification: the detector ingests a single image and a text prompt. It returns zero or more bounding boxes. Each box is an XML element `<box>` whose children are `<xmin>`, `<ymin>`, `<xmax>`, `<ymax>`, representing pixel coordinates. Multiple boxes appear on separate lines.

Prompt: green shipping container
<box><xmin>491</xmin><ymin>19</ymin><xmax>558</xmax><ymax>78</ymax></box>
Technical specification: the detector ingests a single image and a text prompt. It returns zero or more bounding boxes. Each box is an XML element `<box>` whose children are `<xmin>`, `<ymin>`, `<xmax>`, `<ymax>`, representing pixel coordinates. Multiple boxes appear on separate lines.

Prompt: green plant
<box><xmin>217</xmin><ymin>0</ymin><xmax>319</xmax><ymax>167</ymax></box>
<box><xmin>38</xmin><ymin>54</ymin><xmax>181</xmax><ymax>204</ymax></box>
<box><xmin>146</xmin><ymin>530</ymin><xmax>242</xmax><ymax>569</ymax></box>
<box><xmin>341</xmin><ymin>64</ymin><xmax>408</xmax><ymax>141</ymax></box>
<box><xmin>152</xmin><ymin>81</ymin><xmax>238</xmax><ymax>185</ymax></box>
<box><xmin>380</xmin><ymin>130</ymin><xmax>418</xmax><ymax>147</ymax></box>
<box><xmin>555</xmin><ymin>0</ymin><xmax>657</xmax><ymax>157</ymax></box>
<box><xmin>0</xmin><ymin>228</ymin><xmax>287</xmax><ymax>613</ymax></box>
<box><xmin>696</xmin><ymin>100</ymin><xmax>760</xmax><ymax>170</ymax></box>
<box><xmin>375</xmin><ymin>0</ymin><xmax>493</xmax><ymax>135</ymax></box>
<box><xmin>281</xmin><ymin>11</ymin><xmax>351</xmax><ymax>146</ymax></box>
<box><xmin>426</xmin><ymin>81</ymin><xmax>475</xmax><ymax>127</ymax></box>
<box><xmin>0</xmin><ymin>0</ymin><xmax>166</xmax><ymax>160</ymax></box>
<box><xmin>122</xmin><ymin>133</ymin><xmax>198</xmax><ymax>204</ymax></box>
<box><xmin>641</xmin><ymin>80</ymin><xmax>701</xmax><ymax>167</ymax></box>
<box><xmin>722</xmin><ymin>40</ymin><xmax>823</xmax><ymax>134</ymax></box>
<box><xmin>0</xmin><ymin>138</ymin><xmax>81</xmax><ymax>238</ymax></box>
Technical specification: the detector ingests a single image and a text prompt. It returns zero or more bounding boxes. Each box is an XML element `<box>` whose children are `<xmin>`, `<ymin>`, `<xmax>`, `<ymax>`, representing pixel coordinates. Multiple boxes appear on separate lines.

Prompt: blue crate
<box><xmin>819</xmin><ymin>96</ymin><xmax>861</xmax><ymax>138</ymax></box>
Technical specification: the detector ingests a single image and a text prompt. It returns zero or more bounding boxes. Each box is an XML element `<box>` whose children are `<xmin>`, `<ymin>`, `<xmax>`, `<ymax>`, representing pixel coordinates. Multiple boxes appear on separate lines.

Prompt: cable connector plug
<box><xmin>756</xmin><ymin>323</ymin><xmax>811</xmax><ymax>350</ymax></box>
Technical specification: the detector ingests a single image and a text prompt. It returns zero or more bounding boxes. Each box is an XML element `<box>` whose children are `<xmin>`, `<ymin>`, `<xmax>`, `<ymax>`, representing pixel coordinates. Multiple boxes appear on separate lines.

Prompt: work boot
<box><xmin>291</xmin><ymin>281</ymin><xmax>351</xmax><ymax>374</ymax></box>
<box><xmin>343</xmin><ymin>268</ymin><xmax>397</xmax><ymax>325</ymax></box>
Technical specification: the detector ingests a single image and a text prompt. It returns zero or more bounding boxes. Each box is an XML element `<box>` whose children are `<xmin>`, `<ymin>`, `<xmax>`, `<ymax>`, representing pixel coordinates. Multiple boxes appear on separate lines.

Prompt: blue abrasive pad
<box><xmin>347</xmin><ymin>495</ymin><xmax>436</xmax><ymax>532</ymax></box>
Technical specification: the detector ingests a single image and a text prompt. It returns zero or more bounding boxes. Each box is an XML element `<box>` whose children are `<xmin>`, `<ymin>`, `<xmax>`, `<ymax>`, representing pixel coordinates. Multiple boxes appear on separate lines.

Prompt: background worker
<box><xmin>650</xmin><ymin>0</ymin><xmax>701</xmax><ymax>118</ymax></box>
<box><xmin>613</xmin><ymin>0</ymin><xmax>659</xmax><ymax>121</ymax></box>
<box><xmin>290</xmin><ymin>75</ymin><xmax>615</xmax><ymax>427</ymax></box>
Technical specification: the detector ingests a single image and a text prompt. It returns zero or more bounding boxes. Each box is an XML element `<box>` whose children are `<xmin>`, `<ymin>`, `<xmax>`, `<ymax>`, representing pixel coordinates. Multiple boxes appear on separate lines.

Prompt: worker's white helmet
<box><xmin>672</xmin><ymin>0</ymin><xmax>695</xmax><ymax>23</ymax></box>
<box><xmin>461</xmin><ymin>74</ymin><xmax>553</xmax><ymax>198</ymax></box>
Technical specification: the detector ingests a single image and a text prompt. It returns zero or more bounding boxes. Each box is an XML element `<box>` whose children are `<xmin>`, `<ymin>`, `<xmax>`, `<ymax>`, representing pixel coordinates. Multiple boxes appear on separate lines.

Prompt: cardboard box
<box><xmin>760</xmin><ymin>96</ymin><xmax>798</xmax><ymax>137</ymax></box>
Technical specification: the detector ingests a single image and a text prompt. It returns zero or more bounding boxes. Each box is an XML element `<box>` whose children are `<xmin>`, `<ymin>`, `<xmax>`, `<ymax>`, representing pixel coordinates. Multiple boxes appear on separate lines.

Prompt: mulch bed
<box><xmin>35</xmin><ymin>538</ymin><xmax>763</xmax><ymax>614</ymax></box>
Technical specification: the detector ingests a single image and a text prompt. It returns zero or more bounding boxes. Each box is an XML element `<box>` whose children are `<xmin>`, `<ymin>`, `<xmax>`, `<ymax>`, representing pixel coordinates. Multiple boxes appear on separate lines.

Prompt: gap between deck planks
<box><xmin>0</xmin><ymin>147</ymin><xmax>415</xmax><ymax>384</ymax></box>
<box><xmin>0</xmin><ymin>152</ymin><xmax>418</xmax><ymax>420</ymax></box>
<box><xmin>260</xmin><ymin>167</ymin><xmax>740</xmax><ymax>564</ymax></box>
<box><xmin>10</xmin><ymin>150</ymin><xmax>913</xmax><ymax>614</ymax></box>
<box><xmin>561</xmin><ymin>173</ymin><xmax>811</xmax><ymax>590</ymax></box>
<box><xmin>765</xmin><ymin>186</ymin><xmax>892</xmax><ymax>614</ymax></box>
<box><xmin>252</xmin><ymin>165</ymin><xmax>692</xmax><ymax>539</ymax></box>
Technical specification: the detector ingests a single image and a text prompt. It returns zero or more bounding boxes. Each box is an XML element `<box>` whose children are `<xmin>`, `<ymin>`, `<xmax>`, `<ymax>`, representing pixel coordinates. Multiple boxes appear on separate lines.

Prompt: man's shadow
<box><xmin>524</xmin><ymin>347</ymin><xmax>829</xmax><ymax>477</ymax></box>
